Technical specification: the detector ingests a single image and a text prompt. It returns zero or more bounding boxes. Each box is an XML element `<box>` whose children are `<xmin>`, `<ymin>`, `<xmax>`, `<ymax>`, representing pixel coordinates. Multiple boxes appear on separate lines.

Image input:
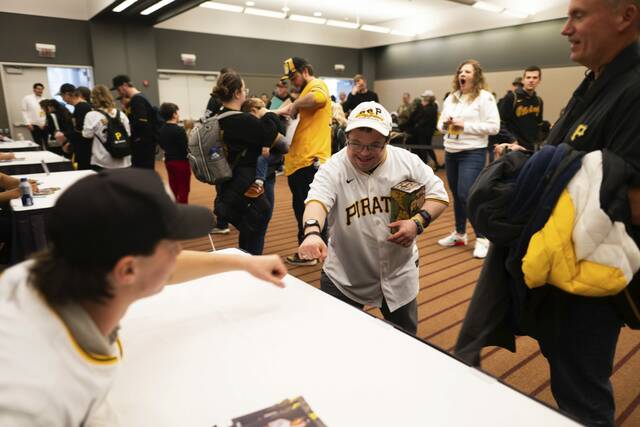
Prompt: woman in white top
<box><xmin>436</xmin><ymin>59</ymin><xmax>499</xmax><ymax>259</ymax></box>
<box><xmin>82</xmin><ymin>85</ymin><xmax>131</xmax><ymax>170</ymax></box>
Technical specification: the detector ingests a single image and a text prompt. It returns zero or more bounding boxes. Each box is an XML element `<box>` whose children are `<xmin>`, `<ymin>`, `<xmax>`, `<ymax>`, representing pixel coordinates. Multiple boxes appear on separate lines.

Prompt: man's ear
<box><xmin>618</xmin><ymin>3</ymin><xmax>639</xmax><ymax>32</ymax></box>
<box><xmin>111</xmin><ymin>255</ymin><xmax>137</xmax><ymax>289</ymax></box>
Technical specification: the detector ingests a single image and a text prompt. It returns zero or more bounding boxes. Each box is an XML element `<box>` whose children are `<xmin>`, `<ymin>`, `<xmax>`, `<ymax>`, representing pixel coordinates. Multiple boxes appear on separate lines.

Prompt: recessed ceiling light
<box><xmin>327</xmin><ymin>19</ymin><xmax>359</xmax><ymax>29</ymax></box>
<box><xmin>245</xmin><ymin>1</ymin><xmax>255</xmax><ymax>6</ymax></box>
<box><xmin>112</xmin><ymin>0</ymin><xmax>138</xmax><ymax>13</ymax></box>
<box><xmin>140</xmin><ymin>0</ymin><xmax>175</xmax><ymax>15</ymax></box>
<box><xmin>472</xmin><ymin>1</ymin><xmax>504</xmax><ymax>13</ymax></box>
<box><xmin>360</xmin><ymin>24</ymin><xmax>390</xmax><ymax>34</ymax></box>
<box><xmin>200</xmin><ymin>1</ymin><xmax>244</xmax><ymax>12</ymax></box>
<box><xmin>313</xmin><ymin>11</ymin><xmax>322</xmax><ymax>17</ymax></box>
<box><xmin>289</xmin><ymin>14</ymin><xmax>326</xmax><ymax>24</ymax></box>
<box><xmin>244</xmin><ymin>7</ymin><xmax>286</xmax><ymax>18</ymax></box>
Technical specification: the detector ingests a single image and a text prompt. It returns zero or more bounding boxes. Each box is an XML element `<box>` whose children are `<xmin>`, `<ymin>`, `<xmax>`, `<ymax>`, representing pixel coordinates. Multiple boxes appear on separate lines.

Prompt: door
<box><xmin>2</xmin><ymin>66</ymin><xmax>49</xmax><ymax>140</ymax></box>
<box><xmin>158</xmin><ymin>73</ymin><xmax>218</xmax><ymax>122</ymax></box>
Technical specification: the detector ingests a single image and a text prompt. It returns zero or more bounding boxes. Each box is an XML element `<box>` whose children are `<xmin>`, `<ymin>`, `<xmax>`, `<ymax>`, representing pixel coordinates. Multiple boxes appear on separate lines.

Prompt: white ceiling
<box><xmin>157</xmin><ymin>0</ymin><xmax>569</xmax><ymax>48</ymax></box>
<box><xmin>0</xmin><ymin>0</ymin><xmax>569</xmax><ymax>48</ymax></box>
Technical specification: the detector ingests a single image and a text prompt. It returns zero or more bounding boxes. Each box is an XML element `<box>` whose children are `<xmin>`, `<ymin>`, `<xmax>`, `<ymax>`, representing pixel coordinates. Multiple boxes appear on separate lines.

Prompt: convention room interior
<box><xmin>0</xmin><ymin>0</ymin><xmax>638</xmax><ymax>425</ymax></box>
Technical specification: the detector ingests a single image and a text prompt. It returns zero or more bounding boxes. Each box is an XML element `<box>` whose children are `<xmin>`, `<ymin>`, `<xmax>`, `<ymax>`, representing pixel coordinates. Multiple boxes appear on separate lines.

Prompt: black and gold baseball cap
<box><xmin>281</xmin><ymin>57</ymin><xmax>309</xmax><ymax>81</ymax></box>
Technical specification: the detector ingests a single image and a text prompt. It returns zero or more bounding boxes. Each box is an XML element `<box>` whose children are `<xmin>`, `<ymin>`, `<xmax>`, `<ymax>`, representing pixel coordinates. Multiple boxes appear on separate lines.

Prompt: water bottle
<box><xmin>19</xmin><ymin>178</ymin><xmax>33</xmax><ymax>207</ymax></box>
<box><xmin>313</xmin><ymin>157</ymin><xmax>321</xmax><ymax>170</ymax></box>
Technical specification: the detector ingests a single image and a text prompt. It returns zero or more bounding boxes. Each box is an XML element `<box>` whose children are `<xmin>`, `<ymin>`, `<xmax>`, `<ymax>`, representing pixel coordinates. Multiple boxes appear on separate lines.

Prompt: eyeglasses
<box><xmin>347</xmin><ymin>140</ymin><xmax>386</xmax><ymax>153</ymax></box>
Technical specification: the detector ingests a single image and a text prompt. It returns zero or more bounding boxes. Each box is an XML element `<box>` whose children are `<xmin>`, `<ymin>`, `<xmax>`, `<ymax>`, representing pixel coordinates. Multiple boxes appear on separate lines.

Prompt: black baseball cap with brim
<box><xmin>58</xmin><ymin>83</ymin><xmax>76</xmax><ymax>95</ymax></box>
<box><xmin>111</xmin><ymin>74</ymin><xmax>131</xmax><ymax>91</ymax></box>
<box><xmin>281</xmin><ymin>57</ymin><xmax>309</xmax><ymax>81</ymax></box>
<box><xmin>47</xmin><ymin>169</ymin><xmax>214</xmax><ymax>268</ymax></box>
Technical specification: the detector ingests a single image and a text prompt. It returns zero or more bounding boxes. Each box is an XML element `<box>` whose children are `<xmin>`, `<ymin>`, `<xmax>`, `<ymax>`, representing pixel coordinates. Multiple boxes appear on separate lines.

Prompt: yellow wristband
<box><xmin>411</xmin><ymin>214</ymin><xmax>426</xmax><ymax>226</ymax></box>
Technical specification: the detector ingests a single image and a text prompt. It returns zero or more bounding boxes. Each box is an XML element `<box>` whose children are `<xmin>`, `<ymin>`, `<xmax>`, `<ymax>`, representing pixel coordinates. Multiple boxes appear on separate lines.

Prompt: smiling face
<box><xmin>561</xmin><ymin>0</ymin><xmax>634</xmax><ymax>71</ymax></box>
<box><xmin>346</xmin><ymin>127</ymin><xmax>388</xmax><ymax>172</ymax></box>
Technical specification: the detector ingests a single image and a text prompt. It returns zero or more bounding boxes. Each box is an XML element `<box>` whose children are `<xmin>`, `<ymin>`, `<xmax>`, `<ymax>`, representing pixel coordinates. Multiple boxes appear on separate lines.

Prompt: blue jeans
<box><xmin>255</xmin><ymin>154</ymin><xmax>281</xmax><ymax>181</ymax></box>
<box><xmin>238</xmin><ymin>176</ymin><xmax>275</xmax><ymax>255</ymax></box>
<box><xmin>445</xmin><ymin>149</ymin><xmax>486</xmax><ymax>236</ymax></box>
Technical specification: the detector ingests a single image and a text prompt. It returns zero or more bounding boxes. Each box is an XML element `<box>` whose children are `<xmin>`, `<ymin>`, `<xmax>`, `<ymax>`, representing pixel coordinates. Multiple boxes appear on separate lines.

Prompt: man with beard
<box><xmin>276</xmin><ymin>57</ymin><xmax>332</xmax><ymax>266</ymax></box>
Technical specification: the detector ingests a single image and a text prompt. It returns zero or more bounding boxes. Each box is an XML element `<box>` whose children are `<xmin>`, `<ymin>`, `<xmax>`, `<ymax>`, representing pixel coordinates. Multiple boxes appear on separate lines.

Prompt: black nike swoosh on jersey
<box><xmin>346</xmin><ymin>178</ymin><xmax>354</xmax><ymax>183</ymax></box>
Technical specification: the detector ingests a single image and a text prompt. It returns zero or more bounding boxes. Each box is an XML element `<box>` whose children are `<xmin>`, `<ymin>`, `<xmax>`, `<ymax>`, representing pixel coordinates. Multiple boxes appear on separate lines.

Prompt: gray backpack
<box><xmin>187</xmin><ymin>110</ymin><xmax>243</xmax><ymax>185</ymax></box>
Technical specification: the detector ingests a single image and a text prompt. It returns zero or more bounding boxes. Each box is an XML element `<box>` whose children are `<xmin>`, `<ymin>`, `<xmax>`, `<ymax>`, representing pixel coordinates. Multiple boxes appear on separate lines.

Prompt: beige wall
<box><xmin>374</xmin><ymin>65</ymin><xmax>587</xmax><ymax>124</ymax></box>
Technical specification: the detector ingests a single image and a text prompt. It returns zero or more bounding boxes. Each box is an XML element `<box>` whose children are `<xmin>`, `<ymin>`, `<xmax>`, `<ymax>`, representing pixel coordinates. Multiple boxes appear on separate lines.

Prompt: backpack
<box><xmin>187</xmin><ymin>110</ymin><xmax>243</xmax><ymax>185</ymax></box>
<box><xmin>96</xmin><ymin>110</ymin><xmax>131</xmax><ymax>159</ymax></box>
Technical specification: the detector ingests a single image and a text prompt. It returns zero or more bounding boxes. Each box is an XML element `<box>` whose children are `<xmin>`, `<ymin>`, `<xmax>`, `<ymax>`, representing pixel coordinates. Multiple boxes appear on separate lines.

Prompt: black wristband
<box><xmin>303</xmin><ymin>231</ymin><xmax>323</xmax><ymax>240</ymax></box>
<box><xmin>418</xmin><ymin>209</ymin><xmax>432</xmax><ymax>228</ymax></box>
<box><xmin>412</xmin><ymin>218</ymin><xmax>424</xmax><ymax>235</ymax></box>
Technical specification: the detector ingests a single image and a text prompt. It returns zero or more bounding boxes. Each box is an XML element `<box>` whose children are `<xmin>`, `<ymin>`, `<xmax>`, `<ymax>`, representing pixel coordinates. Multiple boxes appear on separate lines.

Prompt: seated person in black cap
<box><xmin>0</xmin><ymin>168</ymin><xmax>286</xmax><ymax>425</ymax></box>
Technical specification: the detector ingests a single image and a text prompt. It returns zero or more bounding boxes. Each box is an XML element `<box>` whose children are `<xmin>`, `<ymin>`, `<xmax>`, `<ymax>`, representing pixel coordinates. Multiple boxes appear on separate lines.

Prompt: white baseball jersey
<box><xmin>306</xmin><ymin>145</ymin><xmax>449</xmax><ymax>312</ymax></box>
<box><xmin>0</xmin><ymin>261</ymin><xmax>122</xmax><ymax>426</ymax></box>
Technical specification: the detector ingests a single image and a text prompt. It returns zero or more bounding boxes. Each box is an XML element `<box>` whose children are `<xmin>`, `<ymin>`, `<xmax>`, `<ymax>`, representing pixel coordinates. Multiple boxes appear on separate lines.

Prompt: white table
<box><xmin>0</xmin><ymin>150</ymin><xmax>71</xmax><ymax>175</ymax></box>
<box><xmin>0</xmin><ymin>140</ymin><xmax>41</xmax><ymax>152</ymax></box>
<box><xmin>9</xmin><ymin>170</ymin><xmax>95</xmax><ymax>262</ymax></box>
<box><xmin>108</xmin><ymin>249</ymin><xmax>578</xmax><ymax>427</ymax></box>
<box><xmin>0</xmin><ymin>139</ymin><xmax>41</xmax><ymax>152</ymax></box>
<box><xmin>10</xmin><ymin>170</ymin><xmax>95</xmax><ymax>212</ymax></box>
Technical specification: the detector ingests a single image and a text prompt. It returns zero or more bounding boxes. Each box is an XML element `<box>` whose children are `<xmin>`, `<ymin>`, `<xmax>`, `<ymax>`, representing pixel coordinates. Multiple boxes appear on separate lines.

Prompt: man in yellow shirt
<box><xmin>277</xmin><ymin>57</ymin><xmax>332</xmax><ymax>266</ymax></box>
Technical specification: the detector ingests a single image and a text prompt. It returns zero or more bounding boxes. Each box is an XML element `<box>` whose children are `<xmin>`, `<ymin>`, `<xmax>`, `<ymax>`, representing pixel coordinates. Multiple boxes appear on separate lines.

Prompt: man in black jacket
<box><xmin>481</xmin><ymin>1</ymin><xmax>640</xmax><ymax>426</ymax></box>
<box><xmin>60</xmin><ymin>84</ymin><xmax>92</xmax><ymax>170</ymax></box>
<box><xmin>111</xmin><ymin>75</ymin><xmax>157</xmax><ymax>169</ymax></box>
<box><xmin>342</xmin><ymin>74</ymin><xmax>379</xmax><ymax>115</ymax></box>
<box><xmin>498</xmin><ymin>66</ymin><xmax>544</xmax><ymax>151</ymax></box>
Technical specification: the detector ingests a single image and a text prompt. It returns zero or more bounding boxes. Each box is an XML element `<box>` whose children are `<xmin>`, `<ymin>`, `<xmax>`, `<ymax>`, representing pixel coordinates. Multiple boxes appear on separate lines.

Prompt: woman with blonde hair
<box><xmin>82</xmin><ymin>85</ymin><xmax>131</xmax><ymax>170</ymax></box>
<box><xmin>436</xmin><ymin>59</ymin><xmax>499</xmax><ymax>259</ymax></box>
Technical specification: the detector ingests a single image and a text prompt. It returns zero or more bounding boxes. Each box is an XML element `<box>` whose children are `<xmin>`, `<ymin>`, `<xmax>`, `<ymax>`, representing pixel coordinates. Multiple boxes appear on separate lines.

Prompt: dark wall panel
<box><xmin>154</xmin><ymin>29</ymin><xmax>361</xmax><ymax>77</ymax></box>
<box><xmin>0</xmin><ymin>13</ymin><xmax>92</xmax><ymax>66</ymax></box>
<box><xmin>89</xmin><ymin>20</ymin><xmax>159</xmax><ymax>105</ymax></box>
<box><xmin>372</xmin><ymin>19</ymin><xmax>573</xmax><ymax>80</ymax></box>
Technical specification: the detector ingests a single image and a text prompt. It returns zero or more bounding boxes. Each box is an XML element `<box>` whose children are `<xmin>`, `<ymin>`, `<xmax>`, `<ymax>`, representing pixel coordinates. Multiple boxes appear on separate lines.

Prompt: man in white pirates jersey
<box><xmin>298</xmin><ymin>102</ymin><xmax>449</xmax><ymax>333</ymax></box>
<box><xmin>0</xmin><ymin>168</ymin><xmax>286</xmax><ymax>425</ymax></box>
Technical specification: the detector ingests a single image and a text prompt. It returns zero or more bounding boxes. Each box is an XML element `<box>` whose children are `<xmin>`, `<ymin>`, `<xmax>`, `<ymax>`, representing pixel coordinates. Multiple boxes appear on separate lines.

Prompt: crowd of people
<box><xmin>0</xmin><ymin>0</ymin><xmax>639</xmax><ymax>426</ymax></box>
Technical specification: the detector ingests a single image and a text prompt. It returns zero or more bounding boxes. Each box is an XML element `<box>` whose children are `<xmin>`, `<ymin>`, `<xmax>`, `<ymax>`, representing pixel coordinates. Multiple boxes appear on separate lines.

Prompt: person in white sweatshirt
<box><xmin>436</xmin><ymin>59</ymin><xmax>499</xmax><ymax>259</ymax></box>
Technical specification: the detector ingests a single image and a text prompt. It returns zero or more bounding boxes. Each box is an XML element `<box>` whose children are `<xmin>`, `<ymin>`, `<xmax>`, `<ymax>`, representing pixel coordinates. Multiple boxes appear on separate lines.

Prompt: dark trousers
<box><xmin>30</xmin><ymin>127</ymin><xmax>46</xmax><ymax>149</ymax></box>
<box><xmin>238</xmin><ymin>176</ymin><xmax>274</xmax><ymax>255</ymax></box>
<box><xmin>320</xmin><ymin>270</ymin><xmax>418</xmax><ymax>334</ymax></box>
<box><xmin>535</xmin><ymin>292</ymin><xmax>621</xmax><ymax>427</ymax></box>
<box><xmin>445</xmin><ymin>149</ymin><xmax>486</xmax><ymax>236</ymax></box>
<box><xmin>213</xmin><ymin>185</ymin><xmax>228</xmax><ymax>229</ymax></box>
<box><xmin>287</xmin><ymin>165</ymin><xmax>327</xmax><ymax>244</ymax></box>
<box><xmin>131</xmin><ymin>141</ymin><xmax>157</xmax><ymax>169</ymax></box>
<box><xmin>165</xmin><ymin>160</ymin><xmax>191</xmax><ymax>204</ymax></box>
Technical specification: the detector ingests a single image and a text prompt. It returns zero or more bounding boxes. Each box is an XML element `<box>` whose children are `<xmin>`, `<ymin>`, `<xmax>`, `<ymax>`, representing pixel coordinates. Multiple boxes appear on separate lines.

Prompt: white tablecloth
<box><xmin>0</xmin><ymin>140</ymin><xmax>41</xmax><ymax>151</ymax></box>
<box><xmin>10</xmin><ymin>170</ymin><xmax>95</xmax><ymax>211</ymax></box>
<box><xmin>108</xmin><ymin>249</ymin><xmax>578</xmax><ymax>427</ymax></box>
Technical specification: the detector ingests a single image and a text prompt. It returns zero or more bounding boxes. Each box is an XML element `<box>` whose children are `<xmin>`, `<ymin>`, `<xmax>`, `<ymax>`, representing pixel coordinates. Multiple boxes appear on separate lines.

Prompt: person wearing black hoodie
<box><xmin>498</xmin><ymin>66</ymin><xmax>545</xmax><ymax>151</ymax></box>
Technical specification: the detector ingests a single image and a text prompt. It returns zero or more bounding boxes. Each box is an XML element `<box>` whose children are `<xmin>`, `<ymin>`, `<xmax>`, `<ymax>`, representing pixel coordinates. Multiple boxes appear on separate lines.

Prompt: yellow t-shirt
<box><xmin>285</xmin><ymin>78</ymin><xmax>332</xmax><ymax>176</ymax></box>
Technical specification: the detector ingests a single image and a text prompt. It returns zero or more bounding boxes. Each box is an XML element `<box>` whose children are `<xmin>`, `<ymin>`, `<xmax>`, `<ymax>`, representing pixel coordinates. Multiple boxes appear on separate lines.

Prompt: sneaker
<box><xmin>244</xmin><ymin>183</ymin><xmax>264</xmax><ymax>198</ymax></box>
<box><xmin>285</xmin><ymin>253</ymin><xmax>318</xmax><ymax>266</ymax></box>
<box><xmin>473</xmin><ymin>237</ymin><xmax>490</xmax><ymax>259</ymax></box>
<box><xmin>210</xmin><ymin>227</ymin><xmax>230</xmax><ymax>235</ymax></box>
<box><xmin>437</xmin><ymin>231</ymin><xmax>468</xmax><ymax>247</ymax></box>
